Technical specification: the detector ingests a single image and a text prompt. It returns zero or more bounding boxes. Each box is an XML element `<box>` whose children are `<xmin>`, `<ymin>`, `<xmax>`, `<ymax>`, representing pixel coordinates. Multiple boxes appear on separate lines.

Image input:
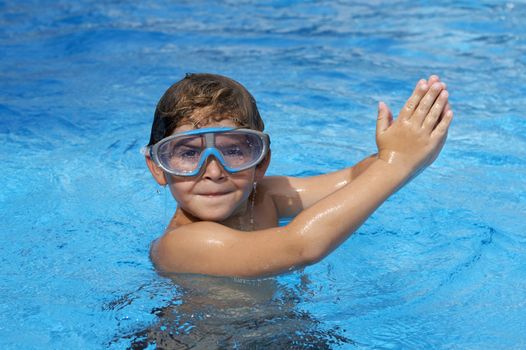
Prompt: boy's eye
<box><xmin>174</xmin><ymin>147</ymin><xmax>201</xmax><ymax>159</ymax></box>
<box><xmin>222</xmin><ymin>145</ymin><xmax>245</xmax><ymax>157</ymax></box>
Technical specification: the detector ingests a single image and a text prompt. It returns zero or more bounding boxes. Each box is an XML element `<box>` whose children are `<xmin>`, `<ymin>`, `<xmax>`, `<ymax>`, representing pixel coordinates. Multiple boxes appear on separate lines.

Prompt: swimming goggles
<box><xmin>142</xmin><ymin>127</ymin><xmax>270</xmax><ymax>176</ymax></box>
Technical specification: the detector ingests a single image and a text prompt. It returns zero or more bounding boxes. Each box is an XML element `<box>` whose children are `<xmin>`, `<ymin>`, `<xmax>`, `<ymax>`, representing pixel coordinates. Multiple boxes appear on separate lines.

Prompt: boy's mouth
<box><xmin>198</xmin><ymin>191</ymin><xmax>231</xmax><ymax>197</ymax></box>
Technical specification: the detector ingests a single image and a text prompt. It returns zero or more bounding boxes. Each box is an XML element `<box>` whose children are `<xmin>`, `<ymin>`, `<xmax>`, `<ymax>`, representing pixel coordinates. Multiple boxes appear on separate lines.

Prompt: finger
<box><xmin>427</xmin><ymin>75</ymin><xmax>440</xmax><ymax>86</ymax></box>
<box><xmin>427</xmin><ymin>75</ymin><xmax>447</xmax><ymax>90</ymax></box>
<box><xmin>422</xmin><ymin>90</ymin><xmax>449</xmax><ymax>132</ymax></box>
<box><xmin>431</xmin><ymin>110</ymin><xmax>453</xmax><ymax>140</ymax></box>
<box><xmin>440</xmin><ymin>102</ymin><xmax>451</xmax><ymax>119</ymax></box>
<box><xmin>411</xmin><ymin>82</ymin><xmax>445</xmax><ymax>126</ymax></box>
<box><xmin>399</xmin><ymin>79</ymin><xmax>429</xmax><ymax>120</ymax></box>
<box><xmin>376</xmin><ymin>101</ymin><xmax>393</xmax><ymax>136</ymax></box>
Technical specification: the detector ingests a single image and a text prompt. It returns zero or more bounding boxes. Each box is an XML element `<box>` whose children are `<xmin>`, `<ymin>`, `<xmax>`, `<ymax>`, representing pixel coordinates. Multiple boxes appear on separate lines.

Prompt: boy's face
<box><xmin>147</xmin><ymin>118</ymin><xmax>269</xmax><ymax>222</ymax></box>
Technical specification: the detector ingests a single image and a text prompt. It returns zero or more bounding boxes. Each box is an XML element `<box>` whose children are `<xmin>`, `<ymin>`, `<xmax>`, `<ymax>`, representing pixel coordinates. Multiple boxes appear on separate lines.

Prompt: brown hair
<box><xmin>148</xmin><ymin>73</ymin><xmax>264</xmax><ymax>145</ymax></box>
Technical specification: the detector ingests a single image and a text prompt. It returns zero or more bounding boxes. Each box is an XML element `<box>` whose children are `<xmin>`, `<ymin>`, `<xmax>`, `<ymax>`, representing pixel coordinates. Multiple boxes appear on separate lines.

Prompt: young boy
<box><xmin>144</xmin><ymin>73</ymin><xmax>452</xmax><ymax>278</ymax></box>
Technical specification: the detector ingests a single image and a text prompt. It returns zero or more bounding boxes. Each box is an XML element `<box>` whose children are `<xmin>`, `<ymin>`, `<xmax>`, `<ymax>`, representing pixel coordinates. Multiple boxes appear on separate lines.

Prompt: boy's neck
<box><xmin>168</xmin><ymin>201</ymin><xmax>254</xmax><ymax>232</ymax></box>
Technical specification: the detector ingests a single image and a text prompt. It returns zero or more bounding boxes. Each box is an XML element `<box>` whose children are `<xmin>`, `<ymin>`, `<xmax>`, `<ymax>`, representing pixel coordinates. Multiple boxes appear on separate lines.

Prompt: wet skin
<box><xmin>145</xmin><ymin>75</ymin><xmax>453</xmax><ymax>278</ymax></box>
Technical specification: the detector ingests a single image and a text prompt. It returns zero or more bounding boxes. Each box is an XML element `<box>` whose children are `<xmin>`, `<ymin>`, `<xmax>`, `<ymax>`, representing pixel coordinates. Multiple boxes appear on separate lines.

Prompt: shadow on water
<box><xmin>109</xmin><ymin>274</ymin><xmax>353</xmax><ymax>349</ymax></box>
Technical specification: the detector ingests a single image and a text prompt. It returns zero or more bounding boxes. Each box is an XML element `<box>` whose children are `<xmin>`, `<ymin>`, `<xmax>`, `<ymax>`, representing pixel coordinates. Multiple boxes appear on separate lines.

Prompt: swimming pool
<box><xmin>1</xmin><ymin>0</ymin><xmax>525</xmax><ymax>348</ymax></box>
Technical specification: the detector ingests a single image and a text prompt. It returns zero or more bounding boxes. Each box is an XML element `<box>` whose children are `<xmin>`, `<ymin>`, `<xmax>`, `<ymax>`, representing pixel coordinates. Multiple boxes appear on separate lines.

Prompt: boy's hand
<box><xmin>375</xmin><ymin>76</ymin><xmax>453</xmax><ymax>176</ymax></box>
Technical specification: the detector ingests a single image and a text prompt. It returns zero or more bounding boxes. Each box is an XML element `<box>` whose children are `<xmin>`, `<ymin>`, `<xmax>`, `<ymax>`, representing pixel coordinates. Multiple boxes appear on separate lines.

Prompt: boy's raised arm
<box><xmin>260</xmin><ymin>154</ymin><xmax>375</xmax><ymax>218</ymax></box>
<box><xmin>263</xmin><ymin>75</ymin><xmax>448</xmax><ymax>218</ymax></box>
<box><xmin>151</xmin><ymin>78</ymin><xmax>453</xmax><ymax>278</ymax></box>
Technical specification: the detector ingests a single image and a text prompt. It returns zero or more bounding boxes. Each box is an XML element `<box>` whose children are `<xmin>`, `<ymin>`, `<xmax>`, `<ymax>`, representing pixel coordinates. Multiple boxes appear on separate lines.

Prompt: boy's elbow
<box><xmin>149</xmin><ymin>235</ymin><xmax>183</xmax><ymax>274</ymax></box>
<box><xmin>299</xmin><ymin>244</ymin><xmax>327</xmax><ymax>266</ymax></box>
<box><xmin>281</xmin><ymin>226</ymin><xmax>331</xmax><ymax>267</ymax></box>
<box><xmin>149</xmin><ymin>238</ymin><xmax>169</xmax><ymax>272</ymax></box>
<box><xmin>286</xmin><ymin>234</ymin><xmax>327</xmax><ymax>267</ymax></box>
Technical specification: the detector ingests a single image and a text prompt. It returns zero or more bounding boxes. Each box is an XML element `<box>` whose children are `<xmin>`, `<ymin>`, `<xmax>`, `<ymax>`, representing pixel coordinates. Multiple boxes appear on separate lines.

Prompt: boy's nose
<box><xmin>202</xmin><ymin>156</ymin><xmax>226</xmax><ymax>180</ymax></box>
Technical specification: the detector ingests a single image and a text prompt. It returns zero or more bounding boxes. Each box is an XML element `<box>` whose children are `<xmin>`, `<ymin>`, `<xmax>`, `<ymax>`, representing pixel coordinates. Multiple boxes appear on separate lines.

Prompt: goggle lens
<box><xmin>154</xmin><ymin>129</ymin><xmax>268</xmax><ymax>176</ymax></box>
<box><xmin>158</xmin><ymin>135</ymin><xmax>204</xmax><ymax>174</ymax></box>
<box><xmin>215</xmin><ymin>133</ymin><xmax>264</xmax><ymax>168</ymax></box>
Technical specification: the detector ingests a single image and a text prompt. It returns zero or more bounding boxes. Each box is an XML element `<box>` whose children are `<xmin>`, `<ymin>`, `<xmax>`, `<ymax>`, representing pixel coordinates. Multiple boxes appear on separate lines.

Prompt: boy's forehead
<box><xmin>169</xmin><ymin>105</ymin><xmax>251</xmax><ymax>136</ymax></box>
<box><xmin>172</xmin><ymin>118</ymin><xmax>239</xmax><ymax>134</ymax></box>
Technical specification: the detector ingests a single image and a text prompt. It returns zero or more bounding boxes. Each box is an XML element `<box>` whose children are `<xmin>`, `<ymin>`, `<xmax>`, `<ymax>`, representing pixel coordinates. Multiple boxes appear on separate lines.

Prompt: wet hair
<box><xmin>148</xmin><ymin>73</ymin><xmax>264</xmax><ymax>146</ymax></box>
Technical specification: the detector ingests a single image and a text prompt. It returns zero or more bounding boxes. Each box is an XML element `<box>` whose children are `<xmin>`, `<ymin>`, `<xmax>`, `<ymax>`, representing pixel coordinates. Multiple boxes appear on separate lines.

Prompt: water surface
<box><xmin>1</xmin><ymin>1</ymin><xmax>525</xmax><ymax>349</ymax></box>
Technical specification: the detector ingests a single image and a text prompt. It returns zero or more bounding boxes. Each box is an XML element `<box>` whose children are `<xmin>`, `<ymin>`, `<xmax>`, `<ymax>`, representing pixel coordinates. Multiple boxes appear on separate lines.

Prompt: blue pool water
<box><xmin>1</xmin><ymin>1</ymin><xmax>525</xmax><ymax>349</ymax></box>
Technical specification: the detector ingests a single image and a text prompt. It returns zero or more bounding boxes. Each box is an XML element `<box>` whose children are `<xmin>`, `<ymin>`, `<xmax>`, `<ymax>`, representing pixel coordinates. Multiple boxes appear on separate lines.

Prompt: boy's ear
<box><xmin>255</xmin><ymin>150</ymin><xmax>271</xmax><ymax>181</ymax></box>
<box><xmin>145</xmin><ymin>156</ymin><xmax>168</xmax><ymax>186</ymax></box>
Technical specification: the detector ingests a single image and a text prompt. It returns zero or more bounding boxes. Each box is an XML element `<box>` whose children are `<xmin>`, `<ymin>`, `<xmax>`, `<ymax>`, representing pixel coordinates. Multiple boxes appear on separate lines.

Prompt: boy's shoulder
<box><xmin>150</xmin><ymin>220</ymin><xmax>236</xmax><ymax>272</ymax></box>
<box><xmin>259</xmin><ymin>175</ymin><xmax>294</xmax><ymax>194</ymax></box>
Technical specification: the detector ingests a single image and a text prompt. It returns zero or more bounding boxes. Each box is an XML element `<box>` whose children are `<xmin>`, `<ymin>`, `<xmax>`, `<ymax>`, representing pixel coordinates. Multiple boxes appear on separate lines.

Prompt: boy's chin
<box><xmin>199</xmin><ymin>213</ymin><xmax>230</xmax><ymax>222</ymax></box>
<box><xmin>181</xmin><ymin>200</ymin><xmax>249</xmax><ymax>223</ymax></box>
<box><xmin>188</xmin><ymin>208</ymin><xmax>234</xmax><ymax>222</ymax></box>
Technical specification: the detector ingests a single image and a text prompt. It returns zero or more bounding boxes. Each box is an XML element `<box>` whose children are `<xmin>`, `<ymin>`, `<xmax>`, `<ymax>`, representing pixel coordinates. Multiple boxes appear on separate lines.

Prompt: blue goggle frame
<box><xmin>143</xmin><ymin>127</ymin><xmax>270</xmax><ymax>176</ymax></box>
